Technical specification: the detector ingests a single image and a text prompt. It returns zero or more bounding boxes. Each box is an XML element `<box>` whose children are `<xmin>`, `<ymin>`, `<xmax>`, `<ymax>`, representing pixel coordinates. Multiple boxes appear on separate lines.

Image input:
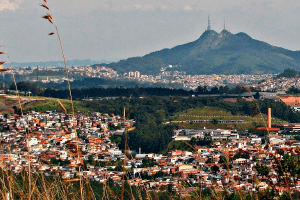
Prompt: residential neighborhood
<box><xmin>0</xmin><ymin>109</ymin><xmax>299</xmax><ymax>195</ymax></box>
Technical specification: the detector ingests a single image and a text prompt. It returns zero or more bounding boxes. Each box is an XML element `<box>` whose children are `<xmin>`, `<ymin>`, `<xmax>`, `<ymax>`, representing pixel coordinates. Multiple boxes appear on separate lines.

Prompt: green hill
<box><xmin>95</xmin><ymin>29</ymin><xmax>300</xmax><ymax>75</ymax></box>
<box><xmin>169</xmin><ymin>106</ymin><xmax>287</xmax><ymax>130</ymax></box>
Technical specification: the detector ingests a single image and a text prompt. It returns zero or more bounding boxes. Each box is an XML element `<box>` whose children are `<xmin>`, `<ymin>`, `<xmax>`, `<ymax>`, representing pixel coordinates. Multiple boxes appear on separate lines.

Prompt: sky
<box><xmin>0</xmin><ymin>0</ymin><xmax>300</xmax><ymax>63</ymax></box>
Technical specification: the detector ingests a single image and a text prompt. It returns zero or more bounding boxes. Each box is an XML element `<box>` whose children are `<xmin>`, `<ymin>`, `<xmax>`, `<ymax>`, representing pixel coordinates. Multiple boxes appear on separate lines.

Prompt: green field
<box><xmin>23</xmin><ymin>97</ymin><xmax>90</xmax><ymax>114</ymax></box>
<box><xmin>0</xmin><ymin>95</ymin><xmax>91</xmax><ymax>115</ymax></box>
<box><xmin>168</xmin><ymin>106</ymin><xmax>287</xmax><ymax>130</ymax></box>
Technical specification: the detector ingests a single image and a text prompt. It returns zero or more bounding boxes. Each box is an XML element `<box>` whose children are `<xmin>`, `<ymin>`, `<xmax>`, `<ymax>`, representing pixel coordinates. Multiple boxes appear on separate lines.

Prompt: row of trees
<box><xmin>10</xmin><ymin>81</ymin><xmax>263</xmax><ymax>99</ymax></box>
<box><xmin>277</xmin><ymin>68</ymin><xmax>300</xmax><ymax>78</ymax></box>
<box><xmin>196</xmin><ymin>85</ymin><xmax>260</xmax><ymax>95</ymax></box>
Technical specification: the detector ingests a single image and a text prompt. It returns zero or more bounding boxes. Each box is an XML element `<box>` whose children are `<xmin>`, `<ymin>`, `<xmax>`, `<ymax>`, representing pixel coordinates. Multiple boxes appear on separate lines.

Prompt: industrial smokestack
<box><xmin>268</xmin><ymin>108</ymin><xmax>271</xmax><ymax>129</ymax></box>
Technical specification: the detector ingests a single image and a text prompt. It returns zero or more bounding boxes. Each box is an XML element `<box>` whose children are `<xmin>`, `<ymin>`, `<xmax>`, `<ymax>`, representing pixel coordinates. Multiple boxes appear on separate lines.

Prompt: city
<box><xmin>0</xmin><ymin>95</ymin><xmax>300</xmax><ymax>198</ymax></box>
<box><xmin>2</xmin><ymin>65</ymin><xmax>295</xmax><ymax>91</ymax></box>
<box><xmin>2</xmin><ymin>0</ymin><xmax>300</xmax><ymax>199</ymax></box>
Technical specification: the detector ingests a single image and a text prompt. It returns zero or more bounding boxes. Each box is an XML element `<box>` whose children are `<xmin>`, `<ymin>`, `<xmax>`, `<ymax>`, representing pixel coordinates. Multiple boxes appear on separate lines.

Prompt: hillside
<box><xmin>97</xmin><ymin>29</ymin><xmax>300</xmax><ymax>75</ymax></box>
<box><xmin>168</xmin><ymin>106</ymin><xmax>287</xmax><ymax>130</ymax></box>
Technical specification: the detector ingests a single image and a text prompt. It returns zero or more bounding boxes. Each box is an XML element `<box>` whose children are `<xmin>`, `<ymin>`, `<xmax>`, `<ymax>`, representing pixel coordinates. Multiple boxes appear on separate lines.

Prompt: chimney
<box><xmin>139</xmin><ymin>147</ymin><xmax>141</xmax><ymax>154</ymax></box>
<box><xmin>268</xmin><ymin>108</ymin><xmax>271</xmax><ymax>129</ymax></box>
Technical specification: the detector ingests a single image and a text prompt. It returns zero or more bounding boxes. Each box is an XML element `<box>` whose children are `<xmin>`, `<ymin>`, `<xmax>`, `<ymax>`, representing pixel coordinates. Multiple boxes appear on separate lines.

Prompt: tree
<box><xmin>233</xmin><ymin>152</ymin><xmax>241</xmax><ymax>160</ymax></box>
<box><xmin>287</xmin><ymin>86</ymin><xmax>300</xmax><ymax>94</ymax></box>
<box><xmin>255</xmin><ymin>163</ymin><xmax>270</xmax><ymax>177</ymax></box>
<box><xmin>278</xmin><ymin>68</ymin><xmax>298</xmax><ymax>78</ymax></box>
<box><xmin>210</xmin><ymin>86</ymin><xmax>220</xmax><ymax>94</ymax></box>
<box><xmin>87</xmin><ymin>155</ymin><xmax>95</xmax><ymax>165</ymax></box>
<box><xmin>241</xmin><ymin>153</ymin><xmax>250</xmax><ymax>159</ymax></box>
<box><xmin>205</xmin><ymin>158</ymin><xmax>212</xmax><ymax>164</ymax></box>
<box><xmin>211</xmin><ymin>165</ymin><xmax>219</xmax><ymax>174</ymax></box>
<box><xmin>196</xmin><ymin>86</ymin><xmax>208</xmax><ymax>94</ymax></box>
<box><xmin>253</xmin><ymin>92</ymin><xmax>260</xmax><ymax>99</ymax></box>
<box><xmin>212</xmin><ymin>119</ymin><xmax>218</xmax><ymax>124</ymax></box>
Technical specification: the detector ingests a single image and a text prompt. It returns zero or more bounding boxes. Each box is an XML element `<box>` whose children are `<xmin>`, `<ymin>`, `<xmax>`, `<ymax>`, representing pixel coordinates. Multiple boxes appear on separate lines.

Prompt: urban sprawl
<box><xmin>0</xmin><ymin>106</ymin><xmax>299</xmax><ymax>196</ymax></box>
<box><xmin>8</xmin><ymin>66</ymin><xmax>295</xmax><ymax>91</ymax></box>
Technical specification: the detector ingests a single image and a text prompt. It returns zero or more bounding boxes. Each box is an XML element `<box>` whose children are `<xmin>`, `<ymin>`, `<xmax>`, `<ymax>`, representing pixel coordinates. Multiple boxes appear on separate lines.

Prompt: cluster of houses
<box><xmin>0</xmin><ymin>111</ymin><xmax>300</xmax><ymax>196</ymax></box>
<box><xmin>123</xmin><ymin>70</ymin><xmax>274</xmax><ymax>91</ymax></box>
<box><xmin>252</xmin><ymin>77</ymin><xmax>300</xmax><ymax>92</ymax></box>
<box><xmin>0</xmin><ymin>111</ymin><xmax>134</xmax><ymax>178</ymax></box>
<box><xmin>172</xmin><ymin>128</ymin><xmax>240</xmax><ymax>141</ymax></box>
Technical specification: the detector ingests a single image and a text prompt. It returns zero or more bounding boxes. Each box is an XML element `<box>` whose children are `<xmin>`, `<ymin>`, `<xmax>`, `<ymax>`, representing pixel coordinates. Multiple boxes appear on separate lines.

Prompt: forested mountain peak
<box><xmin>97</xmin><ymin>29</ymin><xmax>300</xmax><ymax>75</ymax></box>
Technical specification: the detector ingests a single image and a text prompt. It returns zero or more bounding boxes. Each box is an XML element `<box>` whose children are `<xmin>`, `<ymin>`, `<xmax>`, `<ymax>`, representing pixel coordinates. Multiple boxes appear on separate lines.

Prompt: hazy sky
<box><xmin>0</xmin><ymin>0</ymin><xmax>300</xmax><ymax>62</ymax></box>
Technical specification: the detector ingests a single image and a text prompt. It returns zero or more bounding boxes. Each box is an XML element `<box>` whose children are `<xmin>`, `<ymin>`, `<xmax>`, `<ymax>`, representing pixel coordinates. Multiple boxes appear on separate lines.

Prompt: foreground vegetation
<box><xmin>1</xmin><ymin>169</ymin><xmax>299</xmax><ymax>200</ymax></box>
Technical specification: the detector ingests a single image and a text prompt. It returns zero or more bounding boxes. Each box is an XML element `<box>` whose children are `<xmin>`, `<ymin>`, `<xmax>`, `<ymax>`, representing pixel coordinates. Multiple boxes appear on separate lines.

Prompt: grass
<box><xmin>22</xmin><ymin>97</ymin><xmax>91</xmax><ymax>115</ymax></box>
<box><xmin>161</xmin><ymin>141</ymin><xmax>194</xmax><ymax>154</ymax></box>
<box><xmin>173</xmin><ymin>121</ymin><xmax>255</xmax><ymax>130</ymax></box>
<box><xmin>0</xmin><ymin>96</ymin><xmax>17</xmax><ymax>106</ymax></box>
<box><xmin>168</xmin><ymin>106</ymin><xmax>287</xmax><ymax>130</ymax></box>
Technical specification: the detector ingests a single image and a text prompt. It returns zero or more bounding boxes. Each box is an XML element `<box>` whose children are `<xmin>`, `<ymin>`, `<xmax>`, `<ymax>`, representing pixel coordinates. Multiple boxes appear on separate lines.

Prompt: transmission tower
<box><xmin>207</xmin><ymin>15</ymin><xmax>211</xmax><ymax>30</ymax></box>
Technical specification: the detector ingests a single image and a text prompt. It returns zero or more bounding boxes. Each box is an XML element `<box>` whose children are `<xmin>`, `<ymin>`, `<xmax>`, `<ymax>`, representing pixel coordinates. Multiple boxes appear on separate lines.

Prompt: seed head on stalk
<box><xmin>39</xmin><ymin>1</ymin><xmax>84</xmax><ymax>198</ymax></box>
<box><xmin>40</xmin><ymin>4</ymin><xmax>50</xmax><ymax>10</ymax></box>
<box><xmin>42</xmin><ymin>14</ymin><xmax>53</xmax><ymax>24</ymax></box>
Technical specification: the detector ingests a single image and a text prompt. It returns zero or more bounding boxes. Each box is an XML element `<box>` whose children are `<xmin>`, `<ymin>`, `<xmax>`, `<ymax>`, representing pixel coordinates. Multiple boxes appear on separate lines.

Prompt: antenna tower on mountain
<box><xmin>224</xmin><ymin>21</ymin><xmax>226</xmax><ymax>30</ymax></box>
<box><xmin>207</xmin><ymin>15</ymin><xmax>211</xmax><ymax>30</ymax></box>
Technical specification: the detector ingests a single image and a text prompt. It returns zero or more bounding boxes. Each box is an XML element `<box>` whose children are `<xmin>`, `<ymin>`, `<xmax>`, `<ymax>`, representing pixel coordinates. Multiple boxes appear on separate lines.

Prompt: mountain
<box><xmin>96</xmin><ymin>29</ymin><xmax>300</xmax><ymax>75</ymax></box>
<box><xmin>3</xmin><ymin>59</ymin><xmax>119</xmax><ymax>68</ymax></box>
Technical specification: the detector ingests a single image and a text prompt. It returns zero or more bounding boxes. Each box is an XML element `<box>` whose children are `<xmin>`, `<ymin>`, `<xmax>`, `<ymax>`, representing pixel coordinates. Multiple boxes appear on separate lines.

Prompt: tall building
<box><xmin>134</xmin><ymin>71</ymin><xmax>140</xmax><ymax>78</ymax></box>
<box><xmin>129</xmin><ymin>71</ymin><xmax>135</xmax><ymax>77</ymax></box>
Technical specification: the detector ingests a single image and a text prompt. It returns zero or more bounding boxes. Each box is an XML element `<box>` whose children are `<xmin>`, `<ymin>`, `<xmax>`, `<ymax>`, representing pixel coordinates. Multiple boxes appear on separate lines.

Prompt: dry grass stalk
<box><xmin>40</xmin><ymin>1</ymin><xmax>84</xmax><ymax>198</ymax></box>
<box><xmin>57</xmin><ymin>99</ymin><xmax>67</xmax><ymax>114</ymax></box>
<box><xmin>0</xmin><ymin>47</ymin><xmax>36</xmax><ymax>199</ymax></box>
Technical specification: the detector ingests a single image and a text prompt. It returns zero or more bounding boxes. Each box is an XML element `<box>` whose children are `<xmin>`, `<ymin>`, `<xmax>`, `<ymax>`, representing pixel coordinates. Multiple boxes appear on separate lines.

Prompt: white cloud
<box><xmin>44</xmin><ymin>0</ymin><xmax>300</xmax><ymax>15</ymax></box>
<box><xmin>134</xmin><ymin>4</ymin><xmax>143</xmax><ymax>10</ymax></box>
<box><xmin>143</xmin><ymin>5</ymin><xmax>154</xmax><ymax>10</ymax></box>
<box><xmin>0</xmin><ymin>0</ymin><xmax>23</xmax><ymax>11</ymax></box>
<box><xmin>83</xmin><ymin>0</ymin><xmax>299</xmax><ymax>13</ymax></box>
<box><xmin>184</xmin><ymin>5</ymin><xmax>192</xmax><ymax>11</ymax></box>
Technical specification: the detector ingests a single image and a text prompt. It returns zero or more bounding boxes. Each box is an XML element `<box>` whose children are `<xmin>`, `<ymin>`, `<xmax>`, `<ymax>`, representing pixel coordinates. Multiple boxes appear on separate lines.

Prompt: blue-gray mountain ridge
<box><xmin>97</xmin><ymin>29</ymin><xmax>300</xmax><ymax>75</ymax></box>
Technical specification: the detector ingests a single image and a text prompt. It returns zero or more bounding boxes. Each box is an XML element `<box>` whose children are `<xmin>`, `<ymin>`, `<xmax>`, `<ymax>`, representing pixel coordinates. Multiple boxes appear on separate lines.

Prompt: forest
<box><xmin>10</xmin><ymin>81</ymin><xmax>259</xmax><ymax>99</ymax></box>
